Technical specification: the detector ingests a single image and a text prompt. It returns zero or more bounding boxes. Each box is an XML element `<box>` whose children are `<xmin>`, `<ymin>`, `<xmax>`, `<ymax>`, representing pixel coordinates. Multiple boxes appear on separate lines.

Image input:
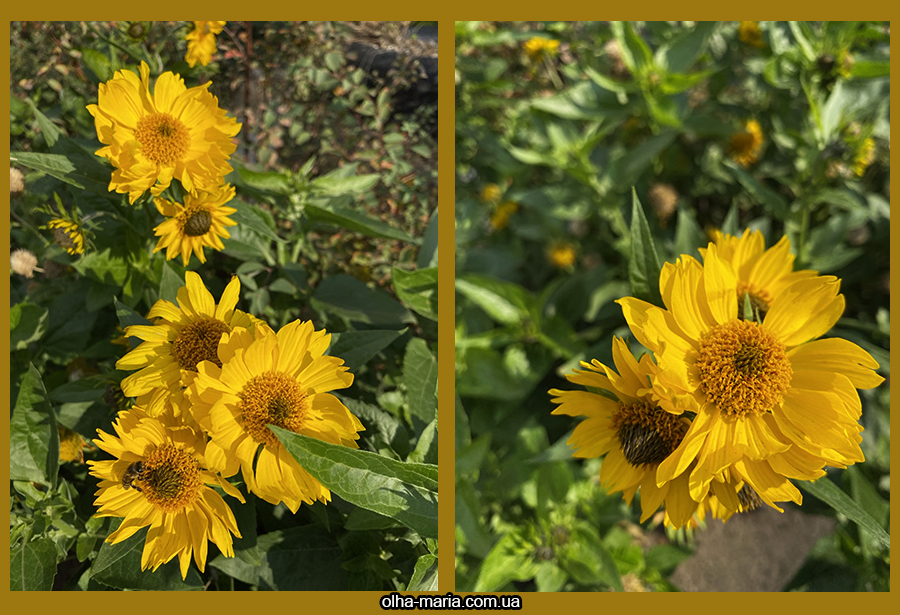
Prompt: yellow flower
<box><xmin>480</xmin><ymin>183</ymin><xmax>502</xmax><ymax>204</ymax></box>
<box><xmin>853</xmin><ymin>137</ymin><xmax>876</xmax><ymax>177</ymax></box>
<box><xmin>185</xmin><ymin>21</ymin><xmax>226</xmax><ymax>68</ymax></box>
<box><xmin>738</xmin><ymin>21</ymin><xmax>764</xmax><ymax>48</ymax></box>
<box><xmin>729</xmin><ymin>119</ymin><xmax>764</xmax><ymax>168</ymax></box>
<box><xmin>88</xmin><ymin>407</ymin><xmax>243</xmax><ymax>579</ymax></box>
<box><xmin>547</xmin><ymin>241</ymin><xmax>576</xmax><ymax>269</ymax></box>
<box><xmin>189</xmin><ymin>319</ymin><xmax>364</xmax><ymax>512</ymax></box>
<box><xmin>524</xmin><ymin>37</ymin><xmax>560</xmax><ymax>61</ymax></box>
<box><xmin>47</xmin><ymin>218</ymin><xmax>85</xmax><ymax>255</ymax></box>
<box><xmin>59</xmin><ymin>426</ymin><xmax>86</xmax><ymax>463</ymax></box>
<box><xmin>153</xmin><ymin>184</ymin><xmax>238</xmax><ymax>266</ymax></box>
<box><xmin>86</xmin><ymin>61</ymin><xmax>241</xmax><ymax>204</ymax></box>
<box><xmin>617</xmin><ymin>244</ymin><xmax>883</xmax><ymax>513</ymax></box>
<box><xmin>700</xmin><ymin>229</ymin><xmax>818</xmax><ymax>321</ymax></box>
<box><xmin>551</xmin><ymin>338</ymin><xmax>713</xmax><ymax>528</ymax></box>
<box><xmin>116</xmin><ymin>272</ymin><xmax>267</xmax><ymax>418</ymax></box>
<box><xmin>490</xmin><ymin>201</ymin><xmax>519</xmax><ymax>231</ymax></box>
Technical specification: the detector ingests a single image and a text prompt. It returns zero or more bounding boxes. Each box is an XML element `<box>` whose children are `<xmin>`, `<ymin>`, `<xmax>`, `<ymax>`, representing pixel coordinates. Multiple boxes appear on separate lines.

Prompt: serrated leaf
<box><xmin>337</xmin><ymin>393</ymin><xmax>411</xmax><ymax>460</ymax></box>
<box><xmin>9</xmin><ymin>151</ymin><xmax>84</xmax><ymax>189</ymax></box>
<box><xmin>798</xmin><ymin>476</ymin><xmax>890</xmax><ymax>550</ymax></box>
<box><xmin>628</xmin><ymin>189</ymin><xmax>663</xmax><ymax>306</ymax></box>
<box><xmin>403</xmin><ymin>338</ymin><xmax>437</xmax><ymax>434</ymax></box>
<box><xmin>91</xmin><ymin>524</ymin><xmax>204</xmax><ymax>590</ymax></box>
<box><xmin>10</xmin><ymin>364</ymin><xmax>58</xmax><ymax>487</ymax></box>
<box><xmin>313</xmin><ymin>274</ymin><xmax>414</xmax><ymax>327</ymax></box>
<box><xmin>272</xmin><ymin>428</ymin><xmax>438</xmax><ymax>539</ymax></box>
<box><xmin>11</xmin><ymin>302</ymin><xmax>49</xmax><ymax>350</ymax></box>
<box><xmin>10</xmin><ymin>537</ymin><xmax>60</xmax><ymax>590</ymax></box>
<box><xmin>407</xmin><ymin>554</ymin><xmax>438</xmax><ymax>591</ymax></box>
<box><xmin>328</xmin><ymin>328</ymin><xmax>406</xmax><ymax>373</ymax></box>
<box><xmin>393</xmin><ymin>266</ymin><xmax>438</xmax><ymax>320</ymax></box>
<box><xmin>26</xmin><ymin>98</ymin><xmax>62</xmax><ymax>147</ymax></box>
<box><xmin>306</xmin><ymin>200</ymin><xmax>416</xmax><ymax>243</ymax></box>
<box><xmin>230</xmin><ymin>199</ymin><xmax>284</xmax><ymax>243</ymax></box>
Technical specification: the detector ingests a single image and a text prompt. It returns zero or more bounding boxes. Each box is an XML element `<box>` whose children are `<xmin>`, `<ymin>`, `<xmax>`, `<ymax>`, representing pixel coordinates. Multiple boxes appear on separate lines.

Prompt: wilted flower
<box><xmin>10</xmin><ymin>249</ymin><xmax>39</xmax><ymax>278</ymax></box>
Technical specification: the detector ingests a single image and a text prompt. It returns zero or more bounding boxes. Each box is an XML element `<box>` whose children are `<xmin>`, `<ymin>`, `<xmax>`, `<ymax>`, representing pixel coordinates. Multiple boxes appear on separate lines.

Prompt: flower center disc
<box><xmin>239</xmin><ymin>371</ymin><xmax>308</xmax><ymax>446</ymax></box>
<box><xmin>182</xmin><ymin>209</ymin><xmax>213</xmax><ymax>237</ymax></box>
<box><xmin>135</xmin><ymin>112</ymin><xmax>191</xmax><ymax>166</ymax></box>
<box><xmin>171</xmin><ymin>317</ymin><xmax>231</xmax><ymax>371</ymax></box>
<box><xmin>696</xmin><ymin>320</ymin><xmax>792</xmax><ymax>418</ymax></box>
<box><xmin>738</xmin><ymin>484</ymin><xmax>763</xmax><ymax>512</ymax></box>
<box><xmin>611</xmin><ymin>402</ymin><xmax>687</xmax><ymax>466</ymax></box>
<box><xmin>140</xmin><ymin>444</ymin><xmax>202</xmax><ymax>512</ymax></box>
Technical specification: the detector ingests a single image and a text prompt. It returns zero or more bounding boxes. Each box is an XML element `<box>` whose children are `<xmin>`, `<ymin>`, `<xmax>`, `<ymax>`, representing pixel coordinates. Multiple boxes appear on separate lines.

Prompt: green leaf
<box><xmin>474</xmin><ymin>532</ymin><xmax>538</xmax><ymax>591</ymax></box>
<box><xmin>663</xmin><ymin>21</ymin><xmax>716</xmax><ymax>74</ymax></box>
<box><xmin>612</xmin><ymin>21</ymin><xmax>653</xmax><ymax>73</ymax></box>
<box><xmin>230</xmin><ymin>198</ymin><xmax>284</xmax><ymax>243</ymax></box>
<box><xmin>10</xmin><ymin>364</ymin><xmax>58</xmax><ymax>488</ymax></box>
<box><xmin>311</xmin><ymin>168</ymin><xmax>381</xmax><ymax>195</ymax></box>
<box><xmin>159</xmin><ymin>261</ymin><xmax>185</xmax><ymax>304</ymax></box>
<box><xmin>628</xmin><ymin>189</ymin><xmax>663</xmax><ymax>306</ymax></box>
<box><xmin>305</xmin><ymin>199</ymin><xmax>417</xmax><ymax>243</ymax></box>
<box><xmin>10</xmin><ymin>302</ymin><xmax>49</xmax><ymax>350</ymax></box>
<box><xmin>114</xmin><ymin>297</ymin><xmax>152</xmax><ymax>330</ymax></box>
<box><xmin>403</xmin><ymin>338</ymin><xmax>437</xmax><ymax>433</ymax></box>
<box><xmin>721</xmin><ymin>201</ymin><xmax>740</xmax><ymax>236</ymax></box>
<box><xmin>235</xmin><ymin>165</ymin><xmax>293</xmax><ymax>195</ymax></box>
<box><xmin>614</xmin><ymin>129</ymin><xmax>677</xmax><ymax>185</ymax></box>
<box><xmin>798</xmin><ymin>476</ymin><xmax>890</xmax><ymax>550</ymax></box>
<box><xmin>91</xmin><ymin>524</ymin><xmax>204</xmax><ymax>590</ymax></box>
<box><xmin>80</xmin><ymin>47</ymin><xmax>113</xmax><ymax>81</ymax></box>
<box><xmin>9</xmin><ymin>151</ymin><xmax>84</xmax><ymax>189</ymax></box>
<box><xmin>455</xmin><ymin>393</ymin><xmax>471</xmax><ymax>453</ymax></box>
<box><xmin>455</xmin><ymin>275</ymin><xmax>530</xmax><ymax>327</ymax></box>
<box><xmin>10</xmin><ymin>537</ymin><xmax>60</xmax><ymax>590</ymax></box>
<box><xmin>847</xmin><ymin>466</ymin><xmax>890</xmax><ymax>558</ymax></box>
<box><xmin>726</xmin><ymin>162</ymin><xmax>790</xmax><ymax>220</ymax></box>
<box><xmin>393</xmin><ymin>266</ymin><xmax>438</xmax><ymax>321</ymax></box>
<box><xmin>673</xmin><ymin>206</ymin><xmax>706</xmax><ymax>259</ymax></box>
<box><xmin>456</xmin><ymin>434</ymin><xmax>492</xmax><ymax>480</ymax></box>
<box><xmin>211</xmin><ymin>526</ymin><xmax>347</xmax><ymax>590</ymax></box>
<box><xmin>407</xmin><ymin>554</ymin><xmax>438</xmax><ymax>591</ymax></box>
<box><xmin>272</xmin><ymin>428</ymin><xmax>438</xmax><ymax>539</ymax></box>
<box><xmin>328</xmin><ymin>328</ymin><xmax>406</xmax><ymax>373</ymax></box>
<box><xmin>850</xmin><ymin>59</ymin><xmax>890</xmax><ymax>79</ymax></box>
<box><xmin>562</xmin><ymin>526</ymin><xmax>623</xmax><ymax>591</ymax></box>
<box><xmin>337</xmin><ymin>394</ymin><xmax>411</xmax><ymax>460</ymax></box>
<box><xmin>313</xmin><ymin>274</ymin><xmax>414</xmax><ymax>327</ymax></box>
<box><xmin>26</xmin><ymin>98</ymin><xmax>62</xmax><ymax>147</ymax></box>
<box><xmin>416</xmin><ymin>210</ymin><xmax>439</xmax><ymax>268</ymax></box>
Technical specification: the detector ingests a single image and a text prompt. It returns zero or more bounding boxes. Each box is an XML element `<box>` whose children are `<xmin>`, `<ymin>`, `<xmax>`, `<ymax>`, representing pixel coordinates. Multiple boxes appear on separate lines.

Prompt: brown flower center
<box><xmin>182</xmin><ymin>209</ymin><xmax>213</xmax><ymax>237</ymax></box>
<box><xmin>696</xmin><ymin>320</ymin><xmax>792</xmax><ymax>418</ymax></box>
<box><xmin>738</xmin><ymin>484</ymin><xmax>763</xmax><ymax>512</ymax></box>
<box><xmin>139</xmin><ymin>444</ymin><xmax>203</xmax><ymax>513</ymax></box>
<box><xmin>611</xmin><ymin>401</ymin><xmax>688</xmax><ymax>467</ymax></box>
<box><xmin>135</xmin><ymin>112</ymin><xmax>191</xmax><ymax>166</ymax></box>
<box><xmin>239</xmin><ymin>371</ymin><xmax>308</xmax><ymax>447</ymax></box>
<box><xmin>171</xmin><ymin>317</ymin><xmax>231</xmax><ymax>371</ymax></box>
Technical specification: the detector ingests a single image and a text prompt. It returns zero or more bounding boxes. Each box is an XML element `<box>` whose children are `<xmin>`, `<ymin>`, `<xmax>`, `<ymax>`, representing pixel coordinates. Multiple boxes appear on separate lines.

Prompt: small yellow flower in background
<box><xmin>86</xmin><ymin>61</ymin><xmax>241</xmax><ymax>204</ymax></box>
<box><xmin>189</xmin><ymin>319</ymin><xmax>364</xmax><ymax>512</ymax></box>
<box><xmin>853</xmin><ymin>137</ymin><xmax>876</xmax><ymax>177</ymax></box>
<box><xmin>153</xmin><ymin>184</ymin><xmax>238</xmax><ymax>266</ymax></box>
<box><xmin>480</xmin><ymin>183</ymin><xmax>502</xmax><ymax>204</ymax></box>
<box><xmin>729</xmin><ymin>119</ymin><xmax>764</xmax><ymax>167</ymax></box>
<box><xmin>524</xmin><ymin>37</ymin><xmax>560</xmax><ymax>61</ymax></box>
<box><xmin>738</xmin><ymin>21</ymin><xmax>764</xmax><ymax>48</ymax></box>
<box><xmin>10</xmin><ymin>248</ymin><xmax>39</xmax><ymax>278</ymax></box>
<box><xmin>47</xmin><ymin>218</ymin><xmax>85</xmax><ymax>255</ymax></box>
<box><xmin>490</xmin><ymin>201</ymin><xmax>519</xmax><ymax>231</ymax></box>
<box><xmin>185</xmin><ymin>21</ymin><xmax>227</xmax><ymax>68</ymax></box>
<box><xmin>116</xmin><ymin>272</ymin><xmax>267</xmax><ymax>418</ymax></box>
<box><xmin>617</xmin><ymin>244</ymin><xmax>883</xmax><ymax>514</ymax></box>
<box><xmin>547</xmin><ymin>241</ymin><xmax>576</xmax><ymax>269</ymax></box>
<box><xmin>88</xmin><ymin>407</ymin><xmax>243</xmax><ymax>580</ymax></box>
<box><xmin>59</xmin><ymin>426</ymin><xmax>87</xmax><ymax>463</ymax></box>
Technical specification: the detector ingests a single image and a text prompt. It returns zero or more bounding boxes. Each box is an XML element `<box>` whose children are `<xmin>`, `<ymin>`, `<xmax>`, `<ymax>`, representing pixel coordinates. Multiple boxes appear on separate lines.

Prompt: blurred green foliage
<box><xmin>455</xmin><ymin>21</ymin><xmax>889</xmax><ymax>592</ymax></box>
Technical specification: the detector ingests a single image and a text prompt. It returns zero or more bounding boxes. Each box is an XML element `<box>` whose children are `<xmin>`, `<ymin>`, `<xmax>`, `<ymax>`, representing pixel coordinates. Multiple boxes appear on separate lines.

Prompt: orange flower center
<box><xmin>171</xmin><ymin>317</ymin><xmax>231</xmax><ymax>371</ymax></box>
<box><xmin>135</xmin><ymin>112</ymin><xmax>191</xmax><ymax>166</ymax></box>
<box><xmin>611</xmin><ymin>401</ymin><xmax>688</xmax><ymax>466</ymax></box>
<box><xmin>696</xmin><ymin>320</ymin><xmax>792</xmax><ymax>418</ymax></box>
<box><xmin>139</xmin><ymin>444</ymin><xmax>203</xmax><ymax>513</ymax></box>
<box><xmin>239</xmin><ymin>371</ymin><xmax>308</xmax><ymax>447</ymax></box>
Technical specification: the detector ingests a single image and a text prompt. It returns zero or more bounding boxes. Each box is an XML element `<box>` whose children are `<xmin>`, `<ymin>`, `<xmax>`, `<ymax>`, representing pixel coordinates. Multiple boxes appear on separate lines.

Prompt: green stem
<box><xmin>798</xmin><ymin>203</ymin><xmax>810</xmax><ymax>267</ymax></box>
